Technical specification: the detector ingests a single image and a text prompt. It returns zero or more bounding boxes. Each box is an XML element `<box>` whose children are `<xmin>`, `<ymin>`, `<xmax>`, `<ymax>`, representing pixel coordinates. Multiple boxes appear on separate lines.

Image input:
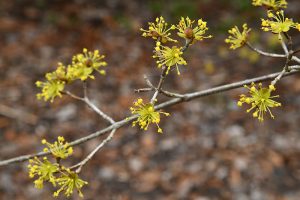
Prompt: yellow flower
<box><xmin>28</xmin><ymin>157</ymin><xmax>59</xmax><ymax>189</ymax></box>
<box><xmin>130</xmin><ymin>98</ymin><xmax>169</xmax><ymax>133</ymax></box>
<box><xmin>237</xmin><ymin>83</ymin><xmax>281</xmax><ymax>122</ymax></box>
<box><xmin>36</xmin><ymin>63</ymin><xmax>69</xmax><ymax>102</ymax></box>
<box><xmin>176</xmin><ymin>17</ymin><xmax>212</xmax><ymax>43</ymax></box>
<box><xmin>252</xmin><ymin>0</ymin><xmax>287</xmax><ymax>10</ymax></box>
<box><xmin>36</xmin><ymin>80</ymin><xmax>65</xmax><ymax>102</ymax></box>
<box><xmin>42</xmin><ymin>136</ymin><xmax>73</xmax><ymax>159</ymax></box>
<box><xmin>261</xmin><ymin>10</ymin><xmax>297</xmax><ymax>34</ymax></box>
<box><xmin>225</xmin><ymin>24</ymin><xmax>251</xmax><ymax>50</ymax></box>
<box><xmin>140</xmin><ymin>16</ymin><xmax>177</xmax><ymax>43</ymax></box>
<box><xmin>70</xmin><ymin>48</ymin><xmax>107</xmax><ymax>81</ymax></box>
<box><xmin>53</xmin><ymin>168</ymin><xmax>88</xmax><ymax>198</ymax></box>
<box><xmin>153</xmin><ymin>44</ymin><xmax>187</xmax><ymax>75</ymax></box>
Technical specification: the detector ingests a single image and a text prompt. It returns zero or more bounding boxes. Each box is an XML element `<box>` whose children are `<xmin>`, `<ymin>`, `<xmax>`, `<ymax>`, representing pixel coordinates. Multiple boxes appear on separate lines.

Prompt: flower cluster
<box><xmin>237</xmin><ymin>83</ymin><xmax>281</xmax><ymax>122</ymax></box>
<box><xmin>36</xmin><ymin>48</ymin><xmax>107</xmax><ymax>102</ymax></box>
<box><xmin>252</xmin><ymin>0</ymin><xmax>287</xmax><ymax>10</ymax></box>
<box><xmin>261</xmin><ymin>10</ymin><xmax>300</xmax><ymax>34</ymax></box>
<box><xmin>141</xmin><ymin>16</ymin><xmax>211</xmax><ymax>75</ymax></box>
<box><xmin>153</xmin><ymin>42</ymin><xmax>187</xmax><ymax>75</ymax></box>
<box><xmin>53</xmin><ymin>167</ymin><xmax>88</xmax><ymax>198</ymax></box>
<box><xmin>176</xmin><ymin>17</ymin><xmax>212</xmax><ymax>43</ymax></box>
<box><xmin>28</xmin><ymin>137</ymin><xmax>88</xmax><ymax>198</ymax></box>
<box><xmin>225</xmin><ymin>24</ymin><xmax>251</xmax><ymax>50</ymax></box>
<box><xmin>28</xmin><ymin>157</ymin><xmax>59</xmax><ymax>189</ymax></box>
<box><xmin>42</xmin><ymin>136</ymin><xmax>73</xmax><ymax>160</ymax></box>
<box><xmin>130</xmin><ymin>98</ymin><xmax>170</xmax><ymax>133</ymax></box>
<box><xmin>140</xmin><ymin>16</ymin><xmax>177</xmax><ymax>43</ymax></box>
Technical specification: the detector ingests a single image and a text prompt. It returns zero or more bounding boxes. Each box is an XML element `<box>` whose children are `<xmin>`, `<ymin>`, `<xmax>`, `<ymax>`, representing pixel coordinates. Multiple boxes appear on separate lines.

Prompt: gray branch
<box><xmin>0</xmin><ymin>68</ymin><xmax>299</xmax><ymax>167</ymax></box>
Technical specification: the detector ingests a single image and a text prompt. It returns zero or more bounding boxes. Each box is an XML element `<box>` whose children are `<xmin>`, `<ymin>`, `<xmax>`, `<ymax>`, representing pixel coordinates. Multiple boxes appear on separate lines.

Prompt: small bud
<box><xmin>184</xmin><ymin>28</ymin><xmax>194</xmax><ymax>39</ymax></box>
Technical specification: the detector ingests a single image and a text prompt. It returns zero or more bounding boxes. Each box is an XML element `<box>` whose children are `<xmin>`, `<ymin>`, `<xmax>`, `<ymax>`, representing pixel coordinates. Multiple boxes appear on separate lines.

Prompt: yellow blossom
<box><xmin>53</xmin><ymin>168</ymin><xmax>88</xmax><ymax>198</ymax></box>
<box><xmin>130</xmin><ymin>98</ymin><xmax>169</xmax><ymax>133</ymax></box>
<box><xmin>252</xmin><ymin>0</ymin><xmax>287</xmax><ymax>10</ymax></box>
<box><xmin>36</xmin><ymin>49</ymin><xmax>107</xmax><ymax>102</ymax></box>
<box><xmin>237</xmin><ymin>83</ymin><xmax>281</xmax><ymax>122</ymax></box>
<box><xmin>153</xmin><ymin>44</ymin><xmax>187</xmax><ymax>75</ymax></box>
<box><xmin>176</xmin><ymin>17</ymin><xmax>212</xmax><ymax>43</ymax></box>
<box><xmin>261</xmin><ymin>10</ymin><xmax>298</xmax><ymax>34</ymax></box>
<box><xmin>225</xmin><ymin>24</ymin><xmax>251</xmax><ymax>50</ymax></box>
<box><xmin>140</xmin><ymin>16</ymin><xmax>177</xmax><ymax>43</ymax></box>
<box><xmin>36</xmin><ymin>80</ymin><xmax>65</xmax><ymax>102</ymax></box>
<box><xmin>42</xmin><ymin>136</ymin><xmax>73</xmax><ymax>159</ymax></box>
<box><xmin>28</xmin><ymin>157</ymin><xmax>59</xmax><ymax>189</ymax></box>
<box><xmin>70</xmin><ymin>48</ymin><xmax>107</xmax><ymax>81</ymax></box>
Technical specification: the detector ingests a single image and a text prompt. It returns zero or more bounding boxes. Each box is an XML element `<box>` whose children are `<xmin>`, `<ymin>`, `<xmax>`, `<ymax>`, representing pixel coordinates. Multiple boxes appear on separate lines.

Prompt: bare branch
<box><xmin>150</xmin><ymin>67</ymin><xmax>167</xmax><ymax>103</ymax></box>
<box><xmin>292</xmin><ymin>56</ymin><xmax>300</xmax><ymax>64</ymax></box>
<box><xmin>150</xmin><ymin>40</ymin><xmax>192</xmax><ymax>103</ymax></box>
<box><xmin>0</xmin><ymin>68</ymin><xmax>299</xmax><ymax>167</ymax></box>
<box><xmin>72</xmin><ymin>129</ymin><xmax>116</xmax><ymax>173</ymax></box>
<box><xmin>279</xmin><ymin>34</ymin><xmax>289</xmax><ymax>55</ymax></box>
<box><xmin>65</xmin><ymin>83</ymin><xmax>115</xmax><ymax>124</ymax></box>
<box><xmin>246</xmin><ymin>42</ymin><xmax>286</xmax><ymax>58</ymax></box>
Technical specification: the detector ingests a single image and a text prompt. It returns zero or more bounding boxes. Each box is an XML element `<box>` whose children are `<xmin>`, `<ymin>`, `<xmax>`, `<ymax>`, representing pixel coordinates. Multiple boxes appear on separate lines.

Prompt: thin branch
<box><xmin>1</xmin><ymin>68</ymin><xmax>299</xmax><ymax>167</ymax></box>
<box><xmin>246</xmin><ymin>42</ymin><xmax>286</xmax><ymax>58</ymax></box>
<box><xmin>72</xmin><ymin>129</ymin><xmax>116</xmax><ymax>173</ymax></box>
<box><xmin>271</xmin><ymin>53</ymin><xmax>293</xmax><ymax>86</ymax></box>
<box><xmin>64</xmin><ymin>91</ymin><xmax>84</xmax><ymax>101</ymax></box>
<box><xmin>159</xmin><ymin>90</ymin><xmax>185</xmax><ymax>98</ymax></box>
<box><xmin>150</xmin><ymin>40</ymin><xmax>192</xmax><ymax>103</ymax></box>
<box><xmin>279</xmin><ymin>34</ymin><xmax>289</xmax><ymax>55</ymax></box>
<box><xmin>65</xmin><ymin>84</ymin><xmax>115</xmax><ymax>124</ymax></box>
<box><xmin>150</xmin><ymin>67</ymin><xmax>167</xmax><ymax>103</ymax></box>
<box><xmin>139</xmin><ymin>75</ymin><xmax>184</xmax><ymax>98</ymax></box>
<box><xmin>292</xmin><ymin>56</ymin><xmax>300</xmax><ymax>64</ymax></box>
<box><xmin>134</xmin><ymin>88</ymin><xmax>153</xmax><ymax>93</ymax></box>
<box><xmin>83</xmin><ymin>98</ymin><xmax>115</xmax><ymax>124</ymax></box>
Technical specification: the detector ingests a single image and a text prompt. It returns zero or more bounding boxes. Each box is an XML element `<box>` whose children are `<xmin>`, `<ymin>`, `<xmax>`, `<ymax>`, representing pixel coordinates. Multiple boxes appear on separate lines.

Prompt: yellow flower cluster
<box><xmin>53</xmin><ymin>167</ymin><xmax>88</xmax><ymax>198</ymax></box>
<box><xmin>225</xmin><ymin>24</ymin><xmax>251</xmax><ymax>50</ymax></box>
<box><xmin>237</xmin><ymin>83</ymin><xmax>281</xmax><ymax>122</ymax></box>
<box><xmin>141</xmin><ymin>16</ymin><xmax>211</xmax><ymax>75</ymax></box>
<box><xmin>28</xmin><ymin>157</ymin><xmax>59</xmax><ymax>189</ymax></box>
<box><xmin>153</xmin><ymin>42</ymin><xmax>187</xmax><ymax>75</ymax></box>
<box><xmin>28</xmin><ymin>137</ymin><xmax>88</xmax><ymax>198</ymax></box>
<box><xmin>130</xmin><ymin>98</ymin><xmax>170</xmax><ymax>133</ymax></box>
<box><xmin>42</xmin><ymin>136</ymin><xmax>73</xmax><ymax>159</ymax></box>
<box><xmin>177</xmin><ymin>17</ymin><xmax>212</xmax><ymax>43</ymax></box>
<box><xmin>261</xmin><ymin>10</ymin><xmax>300</xmax><ymax>34</ymax></box>
<box><xmin>140</xmin><ymin>16</ymin><xmax>177</xmax><ymax>43</ymax></box>
<box><xmin>36</xmin><ymin>48</ymin><xmax>107</xmax><ymax>102</ymax></box>
<box><xmin>252</xmin><ymin>0</ymin><xmax>287</xmax><ymax>10</ymax></box>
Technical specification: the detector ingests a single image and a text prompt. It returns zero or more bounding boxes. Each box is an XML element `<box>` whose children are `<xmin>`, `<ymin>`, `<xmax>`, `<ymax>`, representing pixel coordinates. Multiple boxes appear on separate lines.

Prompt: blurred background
<box><xmin>0</xmin><ymin>0</ymin><xmax>300</xmax><ymax>199</ymax></box>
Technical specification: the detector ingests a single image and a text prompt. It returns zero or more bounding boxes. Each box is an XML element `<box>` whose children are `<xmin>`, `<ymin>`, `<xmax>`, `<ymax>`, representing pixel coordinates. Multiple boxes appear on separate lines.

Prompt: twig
<box><xmin>65</xmin><ymin>84</ymin><xmax>115</xmax><ymax>124</ymax></box>
<box><xmin>1</xmin><ymin>68</ymin><xmax>299</xmax><ymax>167</ymax></box>
<box><xmin>72</xmin><ymin>129</ymin><xmax>116</xmax><ymax>173</ymax></box>
<box><xmin>292</xmin><ymin>56</ymin><xmax>300</xmax><ymax>64</ymax></box>
<box><xmin>271</xmin><ymin>53</ymin><xmax>293</xmax><ymax>85</ymax></box>
<box><xmin>134</xmin><ymin>88</ymin><xmax>153</xmax><ymax>93</ymax></box>
<box><xmin>150</xmin><ymin>40</ymin><xmax>192</xmax><ymax>104</ymax></box>
<box><xmin>139</xmin><ymin>75</ymin><xmax>184</xmax><ymax>98</ymax></box>
<box><xmin>83</xmin><ymin>98</ymin><xmax>115</xmax><ymax>124</ymax></box>
<box><xmin>246</xmin><ymin>42</ymin><xmax>286</xmax><ymax>58</ymax></box>
<box><xmin>279</xmin><ymin>34</ymin><xmax>289</xmax><ymax>55</ymax></box>
<box><xmin>150</xmin><ymin>67</ymin><xmax>168</xmax><ymax>103</ymax></box>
